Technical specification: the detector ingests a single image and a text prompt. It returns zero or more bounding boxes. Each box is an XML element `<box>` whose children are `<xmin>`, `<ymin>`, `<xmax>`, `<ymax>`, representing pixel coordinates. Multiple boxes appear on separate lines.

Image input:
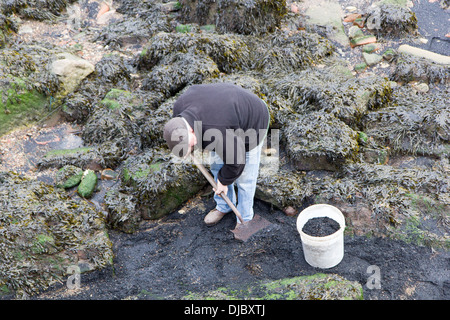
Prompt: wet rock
<box><xmin>61</xmin><ymin>54</ymin><xmax>133</xmax><ymax>123</ymax></box>
<box><xmin>101</xmin><ymin>168</ymin><xmax>118</xmax><ymax>180</ymax></box>
<box><xmin>37</xmin><ymin>146</ymin><xmax>98</xmax><ymax>169</ymax></box>
<box><xmin>365</xmin><ymin>1</ymin><xmax>418</xmax><ymax>37</ymax></box>
<box><xmin>383</xmin><ymin>48</ymin><xmax>396</xmax><ymax>62</ymax></box>
<box><xmin>283</xmin><ymin>111</ymin><xmax>359</xmax><ymax>171</ymax></box>
<box><xmin>362</xmin><ymin>86</ymin><xmax>450</xmax><ymax>157</ymax></box>
<box><xmin>362</xmin><ymin>43</ymin><xmax>381</xmax><ymax>53</ymax></box>
<box><xmin>250</xmin><ymin>29</ymin><xmax>334</xmax><ymax>74</ymax></box>
<box><xmin>350</xmin><ymin>35</ymin><xmax>377</xmax><ymax>48</ymax></box>
<box><xmin>397</xmin><ymin>44</ymin><xmax>450</xmax><ymax>65</ymax></box>
<box><xmin>50</xmin><ymin>52</ymin><xmax>95</xmax><ymax>94</ymax></box>
<box><xmin>363</xmin><ymin>52</ymin><xmax>383</xmax><ymax>66</ymax></box>
<box><xmin>81</xmin><ymin>88</ymin><xmax>163</xmax><ymax>156</ymax></box>
<box><xmin>179</xmin><ymin>0</ymin><xmax>288</xmax><ymax>35</ymax></box>
<box><xmin>0</xmin><ymin>0</ymin><xmax>71</xmax><ymax>21</ymax></box>
<box><xmin>392</xmin><ymin>52</ymin><xmax>449</xmax><ymax>84</ymax></box>
<box><xmin>138</xmin><ymin>31</ymin><xmax>250</xmax><ymax>74</ymax></box>
<box><xmin>270</xmin><ymin>63</ymin><xmax>393</xmax><ymax>127</ymax></box>
<box><xmin>119</xmin><ymin>148</ymin><xmax>207</xmax><ymax>220</ymax></box>
<box><xmin>0</xmin><ymin>171</ymin><xmax>112</xmax><ymax>297</ymax></box>
<box><xmin>54</xmin><ymin>164</ymin><xmax>83</xmax><ymax>188</ymax></box>
<box><xmin>256</xmin><ymin>167</ymin><xmax>311</xmax><ymax>211</ymax></box>
<box><xmin>104</xmin><ymin>186</ymin><xmax>139</xmax><ymax>233</ymax></box>
<box><xmin>347</xmin><ymin>25</ymin><xmax>364</xmax><ymax>39</ymax></box>
<box><xmin>299</xmin><ymin>0</ymin><xmax>349</xmax><ymax>46</ymax></box>
<box><xmin>77</xmin><ymin>169</ymin><xmax>98</xmax><ymax>198</ymax></box>
<box><xmin>0</xmin><ymin>44</ymin><xmax>61</xmax><ymax>136</ymax></box>
<box><xmin>96</xmin><ymin>0</ymin><xmax>170</xmax><ymax>48</ymax></box>
<box><xmin>185</xmin><ymin>273</ymin><xmax>363</xmax><ymax>300</ymax></box>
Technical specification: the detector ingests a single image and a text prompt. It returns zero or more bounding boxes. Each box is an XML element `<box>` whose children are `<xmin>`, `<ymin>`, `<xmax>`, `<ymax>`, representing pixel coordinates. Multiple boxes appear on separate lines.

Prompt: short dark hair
<box><xmin>163</xmin><ymin>117</ymin><xmax>189</xmax><ymax>157</ymax></box>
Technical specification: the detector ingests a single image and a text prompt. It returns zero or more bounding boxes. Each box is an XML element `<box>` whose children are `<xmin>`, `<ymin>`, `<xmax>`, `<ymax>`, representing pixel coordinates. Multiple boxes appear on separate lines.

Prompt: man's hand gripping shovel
<box><xmin>191</xmin><ymin>155</ymin><xmax>271</xmax><ymax>242</ymax></box>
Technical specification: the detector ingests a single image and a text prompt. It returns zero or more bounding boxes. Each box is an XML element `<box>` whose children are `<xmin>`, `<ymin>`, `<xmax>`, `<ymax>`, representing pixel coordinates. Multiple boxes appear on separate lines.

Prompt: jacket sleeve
<box><xmin>217</xmin><ymin>130</ymin><xmax>246</xmax><ymax>185</ymax></box>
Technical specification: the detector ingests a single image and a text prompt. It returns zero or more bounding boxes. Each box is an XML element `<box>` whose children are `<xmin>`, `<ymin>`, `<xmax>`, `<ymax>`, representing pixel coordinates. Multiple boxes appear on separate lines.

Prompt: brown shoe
<box><xmin>204</xmin><ymin>209</ymin><xmax>228</xmax><ymax>226</ymax></box>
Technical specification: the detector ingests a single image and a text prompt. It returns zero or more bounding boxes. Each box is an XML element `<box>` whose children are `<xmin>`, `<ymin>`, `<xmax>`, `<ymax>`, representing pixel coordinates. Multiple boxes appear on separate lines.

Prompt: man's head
<box><xmin>163</xmin><ymin>117</ymin><xmax>197</xmax><ymax>158</ymax></box>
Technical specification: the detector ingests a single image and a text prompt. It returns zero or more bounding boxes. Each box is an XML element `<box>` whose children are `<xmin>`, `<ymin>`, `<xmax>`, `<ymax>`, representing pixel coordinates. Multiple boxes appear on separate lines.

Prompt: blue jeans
<box><xmin>209</xmin><ymin>142</ymin><xmax>263</xmax><ymax>223</ymax></box>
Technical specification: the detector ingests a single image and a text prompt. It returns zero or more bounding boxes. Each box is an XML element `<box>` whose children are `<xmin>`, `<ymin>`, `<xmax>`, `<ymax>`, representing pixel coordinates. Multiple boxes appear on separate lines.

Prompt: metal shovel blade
<box><xmin>230</xmin><ymin>214</ymin><xmax>272</xmax><ymax>242</ymax></box>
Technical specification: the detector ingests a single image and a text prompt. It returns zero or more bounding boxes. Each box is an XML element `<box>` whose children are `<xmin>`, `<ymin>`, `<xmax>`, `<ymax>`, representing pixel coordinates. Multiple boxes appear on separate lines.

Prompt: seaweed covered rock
<box><xmin>391</xmin><ymin>52</ymin><xmax>450</xmax><ymax>85</ymax></box>
<box><xmin>61</xmin><ymin>54</ymin><xmax>133</xmax><ymax>123</ymax></box>
<box><xmin>179</xmin><ymin>0</ymin><xmax>288</xmax><ymax>35</ymax></box>
<box><xmin>249</xmin><ymin>30</ymin><xmax>334</xmax><ymax>74</ymax></box>
<box><xmin>96</xmin><ymin>0</ymin><xmax>170</xmax><ymax>48</ymax></box>
<box><xmin>0</xmin><ymin>44</ymin><xmax>61</xmax><ymax>136</ymax></box>
<box><xmin>282</xmin><ymin>111</ymin><xmax>359</xmax><ymax>171</ymax></box>
<box><xmin>185</xmin><ymin>273</ymin><xmax>363</xmax><ymax>300</ymax></box>
<box><xmin>142</xmin><ymin>50</ymin><xmax>220</xmax><ymax>97</ymax></box>
<box><xmin>0</xmin><ymin>0</ymin><xmax>75</xmax><ymax>21</ymax></box>
<box><xmin>256</xmin><ymin>165</ymin><xmax>313</xmax><ymax>210</ymax></box>
<box><xmin>365</xmin><ymin>1</ymin><xmax>418</xmax><ymax>38</ymax></box>
<box><xmin>138</xmin><ymin>31</ymin><xmax>250</xmax><ymax>74</ymax></box>
<box><xmin>54</xmin><ymin>164</ymin><xmax>83</xmax><ymax>188</ymax></box>
<box><xmin>269</xmin><ymin>62</ymin><xmax>393</xmax><ymax>127</ymax></box>
<box><xmin>0</xmin><ymin>171</ymin><xmax>113</xmax><ymax>297</ymax></box>
<box><xmin>104</xmin><ymin>186</ymin><xmax>139</xmax><ymax>233</ymax></box>
<box><xmin>118</xmin><ymin>148</ymin><xmax>207</xmax><ymax>220</ymax></box>
<box><xmin>37</xmin><ymin>146</ymin><xmax>98</xmax><ymax>169</ymax></box>
<box><xmin>362</xmin><ymin>86</ymin><xmax>450</xmax><ymax>157</ymax></box>
<box><xmin>0</xmin><ymin>13</ymin><xmax>17</xmax><ymax>48</ymax></box>
<box><xmin>81</xmin><ymin>88</ymin><xmax>160</xmax><ymax>152</ymax></box>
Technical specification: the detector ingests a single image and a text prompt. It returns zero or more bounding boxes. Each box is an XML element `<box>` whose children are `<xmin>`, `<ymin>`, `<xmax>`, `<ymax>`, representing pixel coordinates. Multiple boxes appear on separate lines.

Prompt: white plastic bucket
<box><xmin>296</xmin><ymin>204</ymin><xmax>345</xmax><ymax>269</ymax></box>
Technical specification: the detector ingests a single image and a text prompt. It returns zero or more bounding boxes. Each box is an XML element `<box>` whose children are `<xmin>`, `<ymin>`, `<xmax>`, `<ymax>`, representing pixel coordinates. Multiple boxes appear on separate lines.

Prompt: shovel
<box><xmin>191</xmin><ymin>155</ymin><xmax>272</xmax><ymax>241</ymax></box>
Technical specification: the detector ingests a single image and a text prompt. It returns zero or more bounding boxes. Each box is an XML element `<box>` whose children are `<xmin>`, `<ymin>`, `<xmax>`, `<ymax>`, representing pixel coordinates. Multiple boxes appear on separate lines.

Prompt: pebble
<box><xmin>363</xmin><ymin>52</ymin><xmax>383</xmax><ymax>66</ymax></box>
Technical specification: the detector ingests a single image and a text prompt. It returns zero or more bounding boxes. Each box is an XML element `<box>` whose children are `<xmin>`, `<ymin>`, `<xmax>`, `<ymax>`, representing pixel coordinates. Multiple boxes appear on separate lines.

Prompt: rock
<box><xmin>365</xmin><ymin>2</ymin><xmax>418</xmax><ymax>37</ymax></box>
<box><xmin>354</xmin><ymin>62</ymin><xmax>367</xmax><ymax>72</ymax></box>
<box><xmin>104</xmin><ymin>187</ymin><xmax>140</xmax><ymax>233</ymax></box>
<box><xmin>348</xmin><ymin>25</ymin><xmax>364</xmax><ymax>39</ymax></box>
<box><xmin>353</xmin><ymin>17</ymin><xmax>364</xmax><ymax>28</ymax></box>
<box><xmin>361</xmin><ymin>147</ymin><xmax>390</xmax><ymax>165</ymax></box>
<box><xmin>301</xmin><ymin>0</ymin><xmax>349</xmax><ymax>46</ymax></box>
<box><xmin>179</xmin><ymin>0</ymin><xmax>288</xmax><ymax>35</ymax></box>
<box><xmin>382</xmin><ymin>48</ymin><xmax>396</xmax><ymax>62</ymax></box>
<box><xmin>101</xmin><ymin>168</ymin><xmax>118</xmax><ymax>180</ymax></box>
<box><xmin>350</xmin><ymin>35</ymin><xmax>377</xmax><ymax>48</ymax></box>
<box><xmin>0</xmin><ymin>45</ymin><xmax>61</xmax><ymax>136</ymax></box>
<box><xmin>362</xmin><ymin>43</ymin><xmax>380</xmax><ymax>53</ymax></box>
<box><xmin>54</xmin><ymin>165</ymin><xmax>84</xmax><ymax>189</ymax></box>
<box><xmin>283</xmin><ymin>206</ymin><xmax>298</xmax><ymax>216</ymax></box>
<box><xmin>411</xmin><ymin>82</ymin><xmax>429</xmax><ymax>93</ymax></box>
<box><xmin>0</xmin><ymin>171</ymin><xmax>112</xmax><ymax>297</ymax></box>
<box><xmin>362</xmin><ymin>52</ymin><xmax>383</xmax><ymax>66</ymax></box>
<box><xmin>283</xmin><ymin>112</ymin><xmax>359</xmax><ymax>171</ymax></box>
<box><xmin>77</xmin><ymin>169</ymin><xmax>98</xmax><ymax>198</ymax></box>
<box><xmin>185</xmin><ymin>273</ymin><xmax>363</xmax><ymax>300</ymax></box>
<box><xmin>397</xmin><ymin>44</ymin><xmax>450</xmax><ymax>65</ymax></box>
<box><xmin>37</xmin><ymin>147</ymin><xmax>97</xmax><ymax>169</ymax></box>
<box><xmin>120</xmin><ymin>148</ymin><xmax>207</xmax><ymax>220</ymax></box>
<box><xmin>393</xmin><ymin>51</ymin><xmax>449</xmax><ymax>84</ymax></box>
<box><xmin>51</xmin><ymin>52</ymin><xmax>95</xmax><ymax>94</ymax></box>
<box><xmin>343</xmin><ymin>13</ymin><xmax>362</xmax><ymax>23</ymax></box>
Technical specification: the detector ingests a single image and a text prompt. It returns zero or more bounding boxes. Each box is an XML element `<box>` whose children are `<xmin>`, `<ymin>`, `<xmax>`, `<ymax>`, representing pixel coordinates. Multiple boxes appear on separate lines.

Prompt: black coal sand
<box><xmin>302</xmin><ymin>217</ymin><xmax>340</xmax><ymax>237</ymax></box>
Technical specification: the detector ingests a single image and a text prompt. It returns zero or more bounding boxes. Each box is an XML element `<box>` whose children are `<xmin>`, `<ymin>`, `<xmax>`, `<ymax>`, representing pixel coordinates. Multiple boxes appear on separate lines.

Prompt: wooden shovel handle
<box><xmin>191</xmin><ymin>155</ymin><xmax>244</xmax><ymax>224</ymax></box>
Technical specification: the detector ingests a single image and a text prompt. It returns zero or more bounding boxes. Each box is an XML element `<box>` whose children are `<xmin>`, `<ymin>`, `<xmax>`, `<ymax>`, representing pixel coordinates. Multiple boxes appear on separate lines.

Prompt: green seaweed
<box><xmin>77</xmin><ymin>169</ymin><xmax>98</xmax><ymax>198</ymax></box>
<box><xmin>0</xmin><ymin>171</ymin><xmax>112</xmax><ymax>297</ymax></box>
<box><xmin>184</xmin><ymin>273</ymin><xmax>363</xmax><ymax>300</ymax></box>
